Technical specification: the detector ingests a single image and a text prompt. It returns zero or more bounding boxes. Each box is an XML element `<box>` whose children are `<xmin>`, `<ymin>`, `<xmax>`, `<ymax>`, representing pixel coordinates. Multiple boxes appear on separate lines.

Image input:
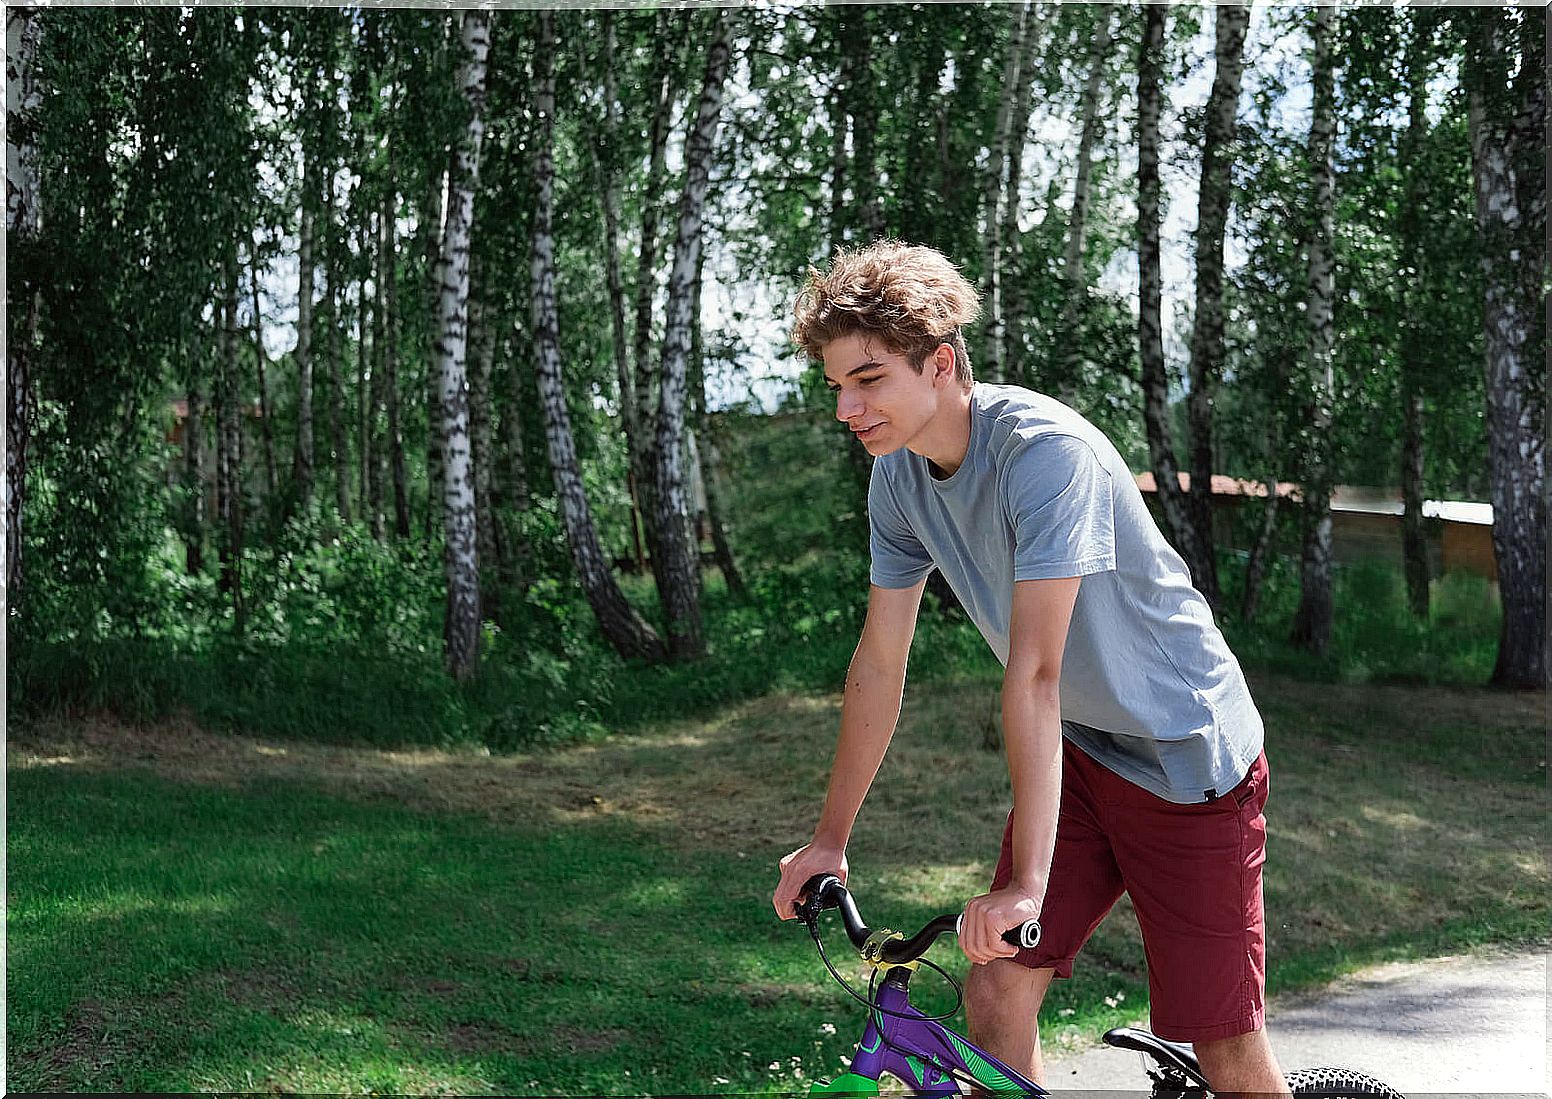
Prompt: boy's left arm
<box><xmin>958</xmin><ymin>575</ymin><xmax>1081</xmax><ymax>965</ymax></box>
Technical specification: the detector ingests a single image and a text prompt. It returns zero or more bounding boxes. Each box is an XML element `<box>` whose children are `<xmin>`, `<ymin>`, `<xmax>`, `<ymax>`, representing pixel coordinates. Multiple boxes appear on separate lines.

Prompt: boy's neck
<box><xmin>911</xmin><ymin>385</ymin><xmax>975</xmax><ymax>479</ymax></box>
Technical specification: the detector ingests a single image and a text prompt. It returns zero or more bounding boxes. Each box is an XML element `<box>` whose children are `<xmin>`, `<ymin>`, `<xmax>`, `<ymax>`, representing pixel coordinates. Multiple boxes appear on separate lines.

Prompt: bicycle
<box><xmin>793</xmin><ymin>874</ymin><xmax>1405</xmax><ymax>1099</ymax></box>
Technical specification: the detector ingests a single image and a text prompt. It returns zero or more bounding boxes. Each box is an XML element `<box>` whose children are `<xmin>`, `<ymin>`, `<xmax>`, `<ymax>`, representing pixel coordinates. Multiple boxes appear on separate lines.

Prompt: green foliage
<box><xmin>1222</xmin><ymin>557</ymin><xmax>1501</xmax><ymax>686</ymax></box>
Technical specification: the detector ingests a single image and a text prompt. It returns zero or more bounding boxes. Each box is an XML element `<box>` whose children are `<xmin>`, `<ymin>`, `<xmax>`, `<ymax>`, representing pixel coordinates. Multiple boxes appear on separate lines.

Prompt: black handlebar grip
<box><xmin>1001</xmin><ymin>919</ymin><xmax>1042</xmax><ymax>951</ymax></box>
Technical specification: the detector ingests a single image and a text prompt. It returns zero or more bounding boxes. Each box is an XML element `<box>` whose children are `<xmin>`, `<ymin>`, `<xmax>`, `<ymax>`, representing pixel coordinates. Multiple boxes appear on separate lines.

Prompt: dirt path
<box><xmin>1048</xmin><ymin>948</ymin><xmax>1549</xmax><ymax>1095</ymax></box>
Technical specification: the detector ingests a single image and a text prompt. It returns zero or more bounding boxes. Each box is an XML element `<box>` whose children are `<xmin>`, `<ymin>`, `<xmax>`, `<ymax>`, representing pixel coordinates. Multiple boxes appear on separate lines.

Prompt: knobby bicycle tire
<box><xmin>1286</xmin><ymin>1065</ymin><xmax>1406</xmax><ymax>1099</ymax></box>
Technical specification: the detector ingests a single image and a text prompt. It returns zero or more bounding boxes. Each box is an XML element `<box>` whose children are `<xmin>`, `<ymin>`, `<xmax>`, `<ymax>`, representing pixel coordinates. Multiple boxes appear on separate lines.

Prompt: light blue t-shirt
<box><xmin>868</xmin><ymin>383</ymin><xmax>1263</xmax><ymax>804</ymax></box>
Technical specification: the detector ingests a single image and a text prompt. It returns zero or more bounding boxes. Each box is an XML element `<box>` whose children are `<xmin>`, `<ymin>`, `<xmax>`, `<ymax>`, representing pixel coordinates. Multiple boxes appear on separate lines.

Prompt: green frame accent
<box><xmin>809</xmin><ymin>1071</ymin><xmax>881</xmax><ymax>1097</ymax></box>
<box><xmin>945</xmin><ymin>1030</ymin><xmax>1025</xmax><ymax>1093</ymax></box>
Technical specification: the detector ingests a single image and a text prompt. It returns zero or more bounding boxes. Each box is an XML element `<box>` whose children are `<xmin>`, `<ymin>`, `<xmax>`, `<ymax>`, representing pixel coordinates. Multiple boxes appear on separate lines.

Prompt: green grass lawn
<box><xmin>9</xmin><ymin>673</ymin><xmax>1548</xmax><ymax>1094</ymax></box>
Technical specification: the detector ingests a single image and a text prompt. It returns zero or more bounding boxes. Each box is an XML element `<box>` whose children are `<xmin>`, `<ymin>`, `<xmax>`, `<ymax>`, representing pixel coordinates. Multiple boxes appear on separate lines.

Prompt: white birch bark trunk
<box><xmin>1057</xmin><ymin>3</ymin><xmax>1115</xmax><ymax>408</ymax></box>
<box><xmin>1398</xmin><ymin>22</ymin><xmax>1430</xmax><ymax>619</ymax></box>
<box><xmin>6</xmin><ymin>8</ymin><xmax>41</xmax><ymax>600</ymax></box>
<box><xmin>217</xmin><ymin>253</ymin><xmax>247</xmax><ymax>629</ymax></box>
<box><xmin>434</xmin><ymin>10</ymin><xmax>490</xmax><ymax>682</ymax></box>
<box><xmin>293</xmin><ymin>161</ymin><xmax>316</xmax><ymax>509</ymax></box>
<box><xmin>596</xmin><ymin>12</ymin><xmax>645</xmax><ymax>572</ymax></box>
<box><xmin>1184</xmin><ymin>3</ymin><xmax>1249</xmax><ymax>612</ymax></box>
<box><xmin>423</xmin><ymin>166</ymin><xmax>448</xmax><ymax>535</ymax></box>
<box><xmin>981</xmin><ymin>3</ymin><xmax>1030</xmax><ymax>385</ymax></box>
<box><xmin>1291</xmin><ymin>4</ymin><xmax>1337</xmax><ymax>654</ymax></box>
<box><xmin>530</xmin><ymin>12</ymin><xmax>664</xmax><ymax>663</ymax></box>
<box><xmin>631</xmin><ymin>12</ymin><xmax>680</xmax><ymax>582</ymax></box>
<box><xmin>1136</xmin><ymin>3</ymin><xmax>1199</xmax><ymax>572</ymax></box>
<box><xmin>381</xmin><ymin>188</ymin><xmax>410</xmax><ymax>539</ymax></box>
<box><xmin>467</xmin><ymin>262</ymin><xmax>498</xmax><ymax>615</ymax></box>
<box><xmin>1000</xmin><ymin>3</ymin><xmax>1047</xmax><ymax>383</ymax></box>
<box><xmin>1467</xmin><ymin>15</ymin><xmax>1546</xmax><ymax>690</ymax></box>
<box><xmin>369</xmin><ymin>206</ymin><xmax>388</xmax><ymax>540</ymax></box>
<box><xmin>653</xmin><ymin>10</ymin><xmax>736</xmax><ymax>661</ymax></box>
<box><xmin>248</xmin><ymin>239</ymin><xmax>279</xmax><ymax>501</ymax></box>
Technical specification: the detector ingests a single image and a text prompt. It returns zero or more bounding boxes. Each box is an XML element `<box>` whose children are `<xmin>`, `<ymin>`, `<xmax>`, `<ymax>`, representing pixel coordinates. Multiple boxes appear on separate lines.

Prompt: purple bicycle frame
<box><xmin>846</xmin><ymin>980</ymin><xmax>1047</xmax><ymax>1096</ymax></box>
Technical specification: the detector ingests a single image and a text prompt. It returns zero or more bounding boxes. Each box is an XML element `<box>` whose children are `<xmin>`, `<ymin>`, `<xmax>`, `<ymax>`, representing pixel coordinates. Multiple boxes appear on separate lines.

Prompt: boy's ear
<box><xmin>933</xmin><ymin>343</ymin><xmax>956</xmax><ymax>383</ymax></box>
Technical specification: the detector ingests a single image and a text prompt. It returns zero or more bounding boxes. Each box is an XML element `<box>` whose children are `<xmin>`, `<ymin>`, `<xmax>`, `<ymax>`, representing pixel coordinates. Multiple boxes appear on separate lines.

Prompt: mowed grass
<box><xmin>9</xmin><ymin>674</ymin><xmax>1547</xmax><ymax>1093</ymax></box>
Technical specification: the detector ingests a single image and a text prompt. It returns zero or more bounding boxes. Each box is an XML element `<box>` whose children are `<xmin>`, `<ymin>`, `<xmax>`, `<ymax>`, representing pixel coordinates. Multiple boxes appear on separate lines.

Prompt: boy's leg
<box><xmin>1104</xmin><ymin>750</ymin><xmax>1288</xmax><ymax>1096</ymax></box>
<box><xmin>965</xmin><ymin>961</ymin><xmax>1055</xmax><ymax>1083</ymax></box>
<box><xmin>1195</xmin><ymin>1029</ymin><xmax>1289</xmax><ymax>1098</ymax></box>
<box><xmin>974</xmin><ymin>740</ymin><xmax>1125</xmax><ymax>1085</ymax></box>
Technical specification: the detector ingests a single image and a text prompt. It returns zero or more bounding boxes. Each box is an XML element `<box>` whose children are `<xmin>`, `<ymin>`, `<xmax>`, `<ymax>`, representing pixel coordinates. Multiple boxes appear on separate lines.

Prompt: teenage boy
<box><xmin>771</xmin><ymin>241</ymin><xmax>1289</xmax><ymax>1097</ymax></box>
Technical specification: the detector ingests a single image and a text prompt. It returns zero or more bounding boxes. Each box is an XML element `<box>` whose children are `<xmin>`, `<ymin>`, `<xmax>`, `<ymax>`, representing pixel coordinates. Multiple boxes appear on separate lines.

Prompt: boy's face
<box><xmin>821</xmin><ymin>332</ymin><xmax>955</xmax><ymax>457</ymax></box>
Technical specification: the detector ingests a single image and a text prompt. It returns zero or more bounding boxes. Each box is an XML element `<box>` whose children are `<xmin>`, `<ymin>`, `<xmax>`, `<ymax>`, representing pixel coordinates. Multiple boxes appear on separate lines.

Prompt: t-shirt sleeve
<box><xmin>1003</xmin><ymin>434</ymin><xmax>1117</xmax><ymax>581</ymax></box>
<box><xmin>868</xmin><ymin>462</ymin><xmax>936</xmax><ymax>589</ymax></box>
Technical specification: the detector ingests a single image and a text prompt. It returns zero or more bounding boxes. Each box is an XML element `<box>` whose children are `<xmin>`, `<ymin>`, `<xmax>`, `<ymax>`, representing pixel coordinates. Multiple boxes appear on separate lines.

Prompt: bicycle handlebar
<box><xmin>796</xmin><ymin>873</ymin><xmax>1041</xmax><ymax>964</ymax></box>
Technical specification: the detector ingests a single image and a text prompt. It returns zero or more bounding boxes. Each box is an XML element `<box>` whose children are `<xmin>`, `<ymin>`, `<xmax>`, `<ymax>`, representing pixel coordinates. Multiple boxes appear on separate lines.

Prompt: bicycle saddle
<box><xmin>1102</xmin><ymin>1027</ymin><xmax>1209</xmax><ymax>1087</ymax></box>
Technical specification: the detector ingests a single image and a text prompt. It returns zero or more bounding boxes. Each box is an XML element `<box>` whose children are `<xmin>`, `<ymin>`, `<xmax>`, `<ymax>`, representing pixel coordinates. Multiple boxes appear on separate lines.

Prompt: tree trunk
<box><xmin>1240</xmin><ymin>480</ymin><xmax>1281</xmax><ymax>624</ymax></box>
<box><xmin>1184</xmin><ymin>3</ymin><xmax>1249</xmax><ymax>613</ymax></box>
<box><xmin>498</xmin><ymin>319</ymin><xmax>532</xmax><ymax>592</ymax></box>
<box><xmin>182</xmin><ymin>381</ymin><xmax>206</xmax><ymax>576</ymax></box>
<box><xmin>1137</xmin><ymin>4</ymin><xmax>1200</xmax><ymax>572</ymax></box>
<box><xmin>217</xmin><ymin>254</ymin><xmax>247</xmax><ymax>631</ymax></box>
<box><xmin>381</xmin><ymin>189</ymin><xmax>411</xmax><ymax>539</ymax></box>
<box><xmin>6</xmin><ymin>7</ymin><xmax>41</xmax><ymax>601</ymax></box>
<box><xmin>691</xmin><ymin>269</ymin><xmax>745</xmax><ymax>602</ymax></box>
<box><xmin>848</xmin><ymin>9</ymin><xmax>884</xmax><ymax>244</ymax></box>
<box><xmin>1291</xmin><ymin>4</ymin><xmax>1338</xmax><ymax>655</ymax></box>
<box><xmin>369</xmin><ymin>206</ymin><xmax>388</xmax><ymax>540</ymax></box>
<box><xmin>468</xmin><ymin>264</ymin><xmax>499</xmax><ymax>619</ymax></box>
<box><xmin>827</xmin><ymin>79</ymin><xmax>849</xmax><ymax>252</ymax></box>
<box><xmin>1466</xmin><ymin>15</ymin><xmax>1547</xmax><ymax>690</ymax></box>
<box><xmin>1397</xmin><ymin>21</ymin><xmax>1430</xmax><ymax>619</ymax></box>
<box><xmin>981</xmin><ymin>3</ymin><xmax>1030</xmax><ymax>385</ymax></box>
<box><xmin>1000</xmin><ymin>3</ymin><xmax>1045</xmax><ymax>381</ymax></box>
<box><xmin>326</xmin><ymin>238</ymin><xmax>351</xmax><ymax>525</ymax></box>
<box><xmin>653</xmin><ymin>11</ymin><xmax>735</xmax><ymax>662</ymax></box>
<box><xmin>631</xmin><ymin>11</ymin><xmax>680</xmax><ymax>582</ymax></box>
<box><xmin>317</xmin><ymin>177</ymin><xmax>348</xmax><ymax>527</ymax></box>
<box><xmin>248</xmin><ymin>238</ymin><xmax>278</xmax><ymax>502</ymax></box>
<box><xmin>531</xmin><ymin>12</ymin><xmax>665</xmax><ymax>664</ymax></box>
<box><xmin>596</xmin><ymin>11</ymin><xmax>647</xmax><ymax>574</ymax></box>
<box><xmin>1057</xmin><ymin>3</ymin><xmax>1115</xmax><ymax>408</ymax></box>
<box><xmin>293</xmin><ymin>162</ymin><xmax>316</xmax><ymax>511</ymax></box>
<box><xmin>434</xmin><ymin>9</ymin><xmax>492</xmax><ymax>682</ymax></box>
<box><xmin>423</xmin><ymin>166</ymin><xmax>448</xmax><ymax>536</ymax></box>
<box><xmin>356</xmin><ymin>208</ymin><xmax>376</xmax><ymax>533</ymax></box>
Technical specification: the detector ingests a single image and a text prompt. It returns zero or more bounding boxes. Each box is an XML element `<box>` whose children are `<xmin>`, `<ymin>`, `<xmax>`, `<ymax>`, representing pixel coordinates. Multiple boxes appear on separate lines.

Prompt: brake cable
<box><xmin>805</xmin><ymin>918</ymin><xmax>964</xmax><ymax>1023</ymax></box>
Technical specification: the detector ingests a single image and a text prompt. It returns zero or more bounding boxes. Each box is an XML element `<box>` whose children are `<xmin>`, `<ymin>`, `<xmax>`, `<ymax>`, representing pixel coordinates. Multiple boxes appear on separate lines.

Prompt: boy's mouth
<box><xmin>853</xmin><ymin>422</ymin><xmax>884</xmax><ymax>441</ymax></box>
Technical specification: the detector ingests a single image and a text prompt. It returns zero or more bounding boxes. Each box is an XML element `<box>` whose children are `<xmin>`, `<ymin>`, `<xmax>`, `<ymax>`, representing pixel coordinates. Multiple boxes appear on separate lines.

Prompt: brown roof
<box><xmin>1134</xmin><ymin>471</ymin><xmax>1300</xmax><ymax>500</ymax></box>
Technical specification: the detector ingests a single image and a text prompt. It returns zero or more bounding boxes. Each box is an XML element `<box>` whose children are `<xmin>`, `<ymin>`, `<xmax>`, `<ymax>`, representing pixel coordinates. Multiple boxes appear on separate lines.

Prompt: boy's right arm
<box><xmin>772</xmin><ymin>578</ymin><xmax>928</xmax><ymax>919</ymax></box>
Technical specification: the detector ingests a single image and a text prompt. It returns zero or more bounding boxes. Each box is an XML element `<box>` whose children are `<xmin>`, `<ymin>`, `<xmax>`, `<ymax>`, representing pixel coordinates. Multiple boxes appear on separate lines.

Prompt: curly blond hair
<box><xmin>791</xmin><ymin>240</ymin><xmax>981</xmax><ymax>385</ymax></box>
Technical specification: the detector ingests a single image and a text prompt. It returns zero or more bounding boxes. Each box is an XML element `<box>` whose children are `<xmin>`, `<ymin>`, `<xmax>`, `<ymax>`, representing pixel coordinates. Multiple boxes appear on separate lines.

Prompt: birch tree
<box><xmin>530</xmin><ymin>12</ymin><xmax>664</xmax><ymax>663</ymax></box>
<box><xmin>1136</xmin><ymin>3</ymin><xmax>1199</xmax><ymax>571</ymax></box>
<box><xmin>1397</xmin><ymin>16</ymin><xmax>1432</xmax><ymax>618</ymax></box>
<box><xmin>216</xmin><ymin>251</ymin><xmax>247</xmax><ymax>629</ymax></box>
<box><xmin>653</xmin><ymin>10</ymin><xmax>737</xmax><ymax>661</ymax></box>
<box><xmin>1056</xmin><ymin>3</ymin><xmax>1115</xmax><ymax>407</ymax></box>
<box><xmin>980</xmin><ymin>3</ymin><xmax>1030</xmax><ymax>384</ymax></box>
<box><xmin>433</xmin><ymin>9</ymin><xmax>490</xmax><ymax>682</ymax></box>
<box><xmin>1291</xmin><ymin>5</ymin><xmax>1338</xmax><ymax>654</ymax></box>
<box><xmin>6</xmin><ymin>8</ymin><xmax>42</xmax><ymax>599</ymax></box>
<box><xmin>1464</xmin><ymin>10</ymin><xmax>1546</xmax><ymax>690</ymax></box>
<box><xmin>290</xmin><ymin>21</ymin><xmax>319</xmax><ymax>512</ymax></box>
<box><xmin>630</xmin><ymin>12</ymin><xmax>681</xmax><ymax>582</ymax></box>
<box><xmin>1184</xmin><ymin>3</ymin><xmax>1250</xmax><ymax>611</ymax></box>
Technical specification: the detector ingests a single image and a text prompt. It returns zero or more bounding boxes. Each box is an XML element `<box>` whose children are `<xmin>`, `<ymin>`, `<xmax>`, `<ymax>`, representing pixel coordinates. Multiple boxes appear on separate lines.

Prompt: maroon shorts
<box><xmin>990</xmin><ymin>740</ymin><xmax>1270</xmax><ymax>1043</ymax></box>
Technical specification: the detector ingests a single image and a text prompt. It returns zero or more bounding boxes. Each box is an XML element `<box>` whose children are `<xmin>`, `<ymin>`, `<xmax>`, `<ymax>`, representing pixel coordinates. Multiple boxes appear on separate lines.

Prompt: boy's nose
<box><xmin>835</xmin><ymin>391</ymin><xmax>862</xmax><ymax>422</ymax></box>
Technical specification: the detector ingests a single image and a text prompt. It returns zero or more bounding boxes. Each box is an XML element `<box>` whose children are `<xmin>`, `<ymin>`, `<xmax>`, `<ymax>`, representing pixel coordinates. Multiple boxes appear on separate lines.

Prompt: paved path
<box><xmin>1046</xmin><ymin>950</ymin><xmax>1548</xmax><ymax>1096</ymax></box>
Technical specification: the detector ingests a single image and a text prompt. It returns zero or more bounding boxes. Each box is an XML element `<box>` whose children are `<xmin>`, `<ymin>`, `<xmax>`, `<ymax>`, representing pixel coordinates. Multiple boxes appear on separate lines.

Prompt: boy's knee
<box><xmin>966</xmin><ymin>959</ymin><xmax>1056</xmax><ymax>1015</ymax></box>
